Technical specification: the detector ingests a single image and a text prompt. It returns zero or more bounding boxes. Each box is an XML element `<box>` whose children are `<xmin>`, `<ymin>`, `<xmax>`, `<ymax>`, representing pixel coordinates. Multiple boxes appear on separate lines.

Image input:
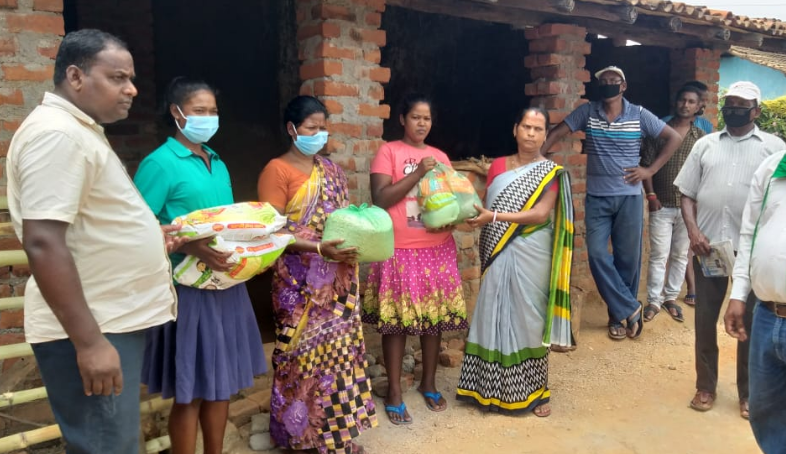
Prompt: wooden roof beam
<box><xmin>730</xmin><ymin>32</ymin><xmax>765</xmax><ymax>48</ymax></box>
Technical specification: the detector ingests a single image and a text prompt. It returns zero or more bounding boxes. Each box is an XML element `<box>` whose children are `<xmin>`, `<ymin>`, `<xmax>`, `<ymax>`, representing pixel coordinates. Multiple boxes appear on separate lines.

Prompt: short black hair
<box><xmin>283</xmin><ymin>95</ymin><xmax>329</xmax><ymax>128</ymax></box>
<box><xmin>683</xmin><ymin>80</ymin><xmax>708</xmax><ymax>93</ymax></box>
<box><xmin>399</xmin><ymin>93</ymin><xmax>432</xmax><ymax>118</ymax></box>
<box><xmin>162</xmin><ymin>76</ymin><xmax>217</xmax><ymax>125</ymax></box>
<box><xmin>675</xmin><ymin>85</ymin><xmax>704</xmax><ymax>103</ymax></box>
<box><xmin>515</xmin><ymin>105</ymin><xmax>551</xmax><ymax>128</ymax></box>
<box><xmin>54</xmin><ymin>29</ymin><xmax>128</xmax><ymax>85</ymax></box>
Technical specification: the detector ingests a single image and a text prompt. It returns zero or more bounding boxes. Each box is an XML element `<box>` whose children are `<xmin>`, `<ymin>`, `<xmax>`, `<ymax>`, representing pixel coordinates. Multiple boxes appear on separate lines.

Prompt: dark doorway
<box><xmin>381</xmin><ymin>6</ymin><xmax>534</xmax><ymax>160</ymax></box>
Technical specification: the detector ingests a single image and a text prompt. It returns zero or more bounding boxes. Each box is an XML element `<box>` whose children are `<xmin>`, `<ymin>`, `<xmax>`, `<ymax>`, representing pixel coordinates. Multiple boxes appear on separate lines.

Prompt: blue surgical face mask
<box><xmin>292</xmin><ymin>127</ymin><xmax>329</xmax><ymax>156</ymax></box>
<box><xmin>176</xmin><ymin>106</ymin><xmax>219</xmax><ymax>144</ymax></box>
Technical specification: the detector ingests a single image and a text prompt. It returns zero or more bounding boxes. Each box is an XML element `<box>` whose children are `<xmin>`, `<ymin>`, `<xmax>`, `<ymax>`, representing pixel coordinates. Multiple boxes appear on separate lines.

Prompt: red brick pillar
<box><xmin>670</xmin><ymin>48</ymin><xmax>722</xmax><ymax>129</ymax></box>
<box><xmin>296</xmin><ymin>0</ymin><xmax>389</xmax><ymax>205</ymax></box>
<box><xmin>0</xmin><ymin>0</ymin><xmax>64</xmax><ymax>353</ymax></box>
<box><xmin>75</xmin><ymin>0</ymin><xmax>157</xmax><ymax>175</ymax></box>
<box><xmin>524</xmin><ymin>23</ymin><xmax>592</xmax><ymax>337</ymax></box>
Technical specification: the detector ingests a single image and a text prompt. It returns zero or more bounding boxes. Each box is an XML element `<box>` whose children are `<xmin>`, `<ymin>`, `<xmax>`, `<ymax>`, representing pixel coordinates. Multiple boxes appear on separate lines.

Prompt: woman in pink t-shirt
<box><xmin>363</xmin><ymin>94</ymin><xmax>467</xmax><ymax>425</ymax></box>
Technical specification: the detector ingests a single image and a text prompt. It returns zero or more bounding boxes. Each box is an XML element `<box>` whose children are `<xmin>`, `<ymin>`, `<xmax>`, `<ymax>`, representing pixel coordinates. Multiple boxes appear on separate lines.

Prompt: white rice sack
<box><xmin>173</xmin><ymin>234</ymin><xmax>294</xmax><ymax>289</ymax></box>
<box><xmin>171</xmin><ymin>202</ymin><xmax>287</xmax><ymax>242</ymax></box>
<box><xmin>322</xmin><ymin>204</ymin><xmax>393</xmax><ymax>263</ymax></box>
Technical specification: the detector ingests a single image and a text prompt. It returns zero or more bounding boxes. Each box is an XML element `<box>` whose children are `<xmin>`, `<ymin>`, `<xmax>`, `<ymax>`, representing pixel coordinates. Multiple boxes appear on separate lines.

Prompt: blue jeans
<box><xmin>32</xmin><ymin>331</ymin><xmax>146</xmax><ymax>454</ymax></box>
<box><xmin>749</xmin><ymin>303</ymin><xmax>786</xmax><ymax>454</ymax></box>
<box><xmin>585</xmin><ymin>194</ymin><xmax>643</xmax><ymax>324</ymax></box>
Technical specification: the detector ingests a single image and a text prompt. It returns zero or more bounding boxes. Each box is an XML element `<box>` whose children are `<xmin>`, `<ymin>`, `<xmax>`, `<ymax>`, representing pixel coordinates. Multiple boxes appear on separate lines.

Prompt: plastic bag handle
<box><xmin>348</xmin><ymin>203</ymin><xmax>368</xmax><ymax>211</ymax></box>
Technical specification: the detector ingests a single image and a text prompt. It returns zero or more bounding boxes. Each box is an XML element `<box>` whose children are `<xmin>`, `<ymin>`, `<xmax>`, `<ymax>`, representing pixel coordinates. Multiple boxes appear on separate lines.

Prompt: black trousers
<box><xmin>693</xmin><ymin>257</ymin><xmax>756</xmax><ymax>400</ymax></box>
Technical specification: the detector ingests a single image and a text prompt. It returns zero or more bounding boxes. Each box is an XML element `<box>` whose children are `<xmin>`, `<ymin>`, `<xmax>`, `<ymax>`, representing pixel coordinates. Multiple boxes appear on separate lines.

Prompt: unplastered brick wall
<box><xmin>670</xmin><ymin>47</ymin><xmax>722</xmax><ymax>129</ymax></box>
<box><xmin>525</xmin><ymin>23</ymin><xmax>593</xmax><ymax>331</ymax></box>
<box><xmin>75</xmin><ymin>0</ymin><xmax>157</xmax><ymax>175</ymax></box>
<box><xmin>296</xmin><ymin>0</ymin><xmax>389</xmax><ymax>205</ymax></box>
<box><xmin>0</xmin><ymin>0</ymin><xmax>63</xmax><ymax>354</ymax></box>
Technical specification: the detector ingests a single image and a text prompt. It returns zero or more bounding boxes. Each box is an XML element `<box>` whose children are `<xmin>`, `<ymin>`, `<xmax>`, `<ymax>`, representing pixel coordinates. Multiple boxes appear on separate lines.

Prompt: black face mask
<box><xmin>599</xmin><ymin>84</ymin><xmax>622</xmax><ymax>99</ymax></box>
<box><xmin>722</xmin><ymin>106</ymin><xmax>754</xmax><ymax>128</ymax></box>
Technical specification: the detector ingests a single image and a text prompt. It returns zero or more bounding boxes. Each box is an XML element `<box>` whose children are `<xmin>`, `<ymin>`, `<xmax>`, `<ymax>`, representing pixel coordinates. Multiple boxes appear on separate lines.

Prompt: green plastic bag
<box><xmin>446</xmin><ymin>170</ymin><xmax>482</xmax><ymax>224</ymax></box>
<box><xmin>323</xmin><ymin>203</ymin><xmax>394</xmax><ymax>263</ymax></box>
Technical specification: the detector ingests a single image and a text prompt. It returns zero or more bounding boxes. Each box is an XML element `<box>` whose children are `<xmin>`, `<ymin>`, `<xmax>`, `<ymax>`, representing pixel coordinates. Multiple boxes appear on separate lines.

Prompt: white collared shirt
<box><xmin>731</xmin><ymin>151</ymin><xmax>786</xmax><ymax>302</ymax></box>
<box><xmin>674</xmin><ymin>126</ymin><xmax>786</xmax><ymax>251</ymax></box>
<box><xmin>7</xmin><ymin>92</ymin><xmax>177</xmax><ymax>343</ymax></box>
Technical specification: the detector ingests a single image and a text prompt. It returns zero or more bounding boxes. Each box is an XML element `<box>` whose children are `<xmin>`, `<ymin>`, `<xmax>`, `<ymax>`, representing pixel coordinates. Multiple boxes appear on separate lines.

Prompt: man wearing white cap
<box><xmin>542</xmin><ymin>65</ymin><xmax>682</xmax><ymax>341</ymax></box>
<box><xmin>674</xmin><ymin>81</ymin><xmax>786</xmax><ymax>419</ymax></box>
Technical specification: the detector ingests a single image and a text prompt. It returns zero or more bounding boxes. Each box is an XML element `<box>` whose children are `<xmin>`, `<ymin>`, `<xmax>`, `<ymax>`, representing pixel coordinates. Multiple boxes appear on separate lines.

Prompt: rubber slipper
<box><xmin>626</xmin><ymin>302</ymin><xmax>644</xmax><ymax>339</ymax></box>
<box><xmin>662</xmin><ymin>301</ymin><xmax>684</xmax><ymax>322</ymax></box>
<box><xmin>608</xmin><ymin>323</ymin><xmax>626</xmax><ymax>341</ymax></box>
<box><xmin>684</xmin><ymin>294</ymin><xmax>696</xmax><ymax>307</ymax></box>
<box><xmin>419</xmin><ymin>390</ymin><xmax>447</xmax><ymax>412</ymax></box>
<box><xmin>384</xmin><ymin>402</ymin><xmax>413</xmax><ymax>425</ymax></box>
<box><xmin>643</xmin><ymin>304</ymin><xmax>660</xmax><ymax>322</ymax></box>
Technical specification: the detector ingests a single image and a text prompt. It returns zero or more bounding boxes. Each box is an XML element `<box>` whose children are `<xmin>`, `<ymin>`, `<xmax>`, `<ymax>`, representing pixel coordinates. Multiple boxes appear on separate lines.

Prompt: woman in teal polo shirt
<box><xmin>134</xmin><ymin>77</ymin><xmax>265</xmax><ymax>454</ymax></box>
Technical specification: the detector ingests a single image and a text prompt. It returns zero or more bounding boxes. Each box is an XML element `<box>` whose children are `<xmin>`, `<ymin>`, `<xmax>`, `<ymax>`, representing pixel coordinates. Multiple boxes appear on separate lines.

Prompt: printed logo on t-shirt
<box><xmin>402</xmin><ymin>158</ymin><xmax>424</xmax><ymax>228</ymax></box>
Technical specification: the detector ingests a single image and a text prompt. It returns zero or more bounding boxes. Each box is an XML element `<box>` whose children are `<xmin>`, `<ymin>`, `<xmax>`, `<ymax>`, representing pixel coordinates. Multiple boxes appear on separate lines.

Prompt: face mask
<box><xmin>721</xmin><ymin>107</ymin><xmax>754</xmax><ymax>128</ymax></box>
<box><xmin>599</xmin><ymin>84</ymin><xmax>622</xmax><ymax>100</ymax></box>
<box><xmin>176</xmin><ymin>106</ymin><xmax>219</xmax><ymax>144</ymax></box>
<box><xmin>292</xmin><ymin>129</ymin><xmax>329</xmax><ymax>156</ymax></box>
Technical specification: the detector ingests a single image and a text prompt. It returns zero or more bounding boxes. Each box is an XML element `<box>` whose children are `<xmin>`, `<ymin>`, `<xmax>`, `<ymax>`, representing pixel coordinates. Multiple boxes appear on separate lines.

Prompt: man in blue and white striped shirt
<box><xmin>542</xmin><ymin>66</ymin><xmax>682</xmax><ymax>341</ymax></box>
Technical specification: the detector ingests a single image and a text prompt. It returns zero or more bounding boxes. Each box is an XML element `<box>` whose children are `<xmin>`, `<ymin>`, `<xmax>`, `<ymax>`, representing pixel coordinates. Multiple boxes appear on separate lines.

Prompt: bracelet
<box><xmin>316</xmin><ymin>243</ymin><xmax>323</xmax><ymax>256</ymax></box>
<box><xmin>492</xmin><ymin>211</ymin><xmax>498</xmax><ymax>223</ymax></box>
<box><xmin>646</xmin><ymin>192</ymin><xmax>657</xmax><ymax>196</ymax></box>
<box><xmin>646</xmin><ymin>194</ymin><xmax>658</xmax><ymax>200</ymax></box>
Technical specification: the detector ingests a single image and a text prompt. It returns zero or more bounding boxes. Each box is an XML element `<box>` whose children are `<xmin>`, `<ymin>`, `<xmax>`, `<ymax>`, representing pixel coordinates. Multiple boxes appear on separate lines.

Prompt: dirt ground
<box><xmin>342</xmin><ymin>297</ymin><xmax>761</xmax><ymax>454</ymax></box>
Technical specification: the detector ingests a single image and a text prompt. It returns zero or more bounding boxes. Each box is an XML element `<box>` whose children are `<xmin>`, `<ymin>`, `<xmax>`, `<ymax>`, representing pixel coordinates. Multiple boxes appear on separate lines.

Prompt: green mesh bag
<box><xmin>323</xmin><ymin>203</ymin><xmax>394</xmax><ymax>263</ymax></box>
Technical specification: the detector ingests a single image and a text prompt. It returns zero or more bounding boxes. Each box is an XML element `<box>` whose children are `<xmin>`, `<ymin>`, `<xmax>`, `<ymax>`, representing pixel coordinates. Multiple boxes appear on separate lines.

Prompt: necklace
<box><xmin>511</xmin><ymin>153</ymin><xmax>542</xmax><ymax>167</ymax></box>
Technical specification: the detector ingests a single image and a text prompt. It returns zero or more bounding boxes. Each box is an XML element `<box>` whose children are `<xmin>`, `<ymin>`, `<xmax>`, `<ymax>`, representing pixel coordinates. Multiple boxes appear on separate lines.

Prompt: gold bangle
<box><xmin>316</xmin><ymin>243</ymin><xmax>322</xmax><ymax>256</ymax></box>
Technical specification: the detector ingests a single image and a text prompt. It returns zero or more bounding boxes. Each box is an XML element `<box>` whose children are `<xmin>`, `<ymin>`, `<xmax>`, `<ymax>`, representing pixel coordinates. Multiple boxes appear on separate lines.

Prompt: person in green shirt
<box><xmin>134</xmin><ymin>77</ymin><xmax>266</xmax><ymax>454</ymax></box>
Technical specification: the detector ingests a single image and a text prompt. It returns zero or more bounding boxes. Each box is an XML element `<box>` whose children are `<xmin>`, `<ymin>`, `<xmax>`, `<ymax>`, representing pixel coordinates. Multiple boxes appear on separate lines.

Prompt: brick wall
<box><xmin>0</xmin><ymin>0</ymin><xmax>63</xmax><ymax>360</ymax></box>
<box><xmin>524</xmin><ymin>23</ymin><xmax>593</xmax><ymax>331</ymax></box>
<box><xmin>296</xmin><ymin>0</ymin><xmax>389</xmax><ymax>206</ymax></box>
<box><xmin>670</xmin><ymin>47</ymin><xmax>722</xmax><ymax>129</ymax></box>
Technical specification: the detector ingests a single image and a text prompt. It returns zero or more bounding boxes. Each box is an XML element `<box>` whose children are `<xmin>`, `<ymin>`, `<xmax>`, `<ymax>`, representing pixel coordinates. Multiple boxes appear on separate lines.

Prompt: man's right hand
<box><xmin>179</xmin><ymin>236</ymin><xmax>233</xmax><ymax>271</ymax></box>
<box><xmin>688</xmin><ymin>228</ymin><xmax>711</xmax><ymax>256</ymax></box>
<box><xmin>647</xmin><ymin>198</ymin><xmax>662</xmax><ymax>212</ymax></box>
<box><xmin>76</xmin><ymin>337</ymin><xmax>123</xmax><ymax>396</ymax></box>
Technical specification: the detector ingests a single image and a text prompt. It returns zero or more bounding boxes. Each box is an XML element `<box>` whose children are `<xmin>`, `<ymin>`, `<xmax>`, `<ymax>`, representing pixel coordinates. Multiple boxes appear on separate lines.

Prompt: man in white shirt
<box><xmin>674</xmin><ymin>81</ymin><xmax>786</xmax><ymax>419</ymax></box>
<box><xmin>724</xmin><ymin>150</ymin><xmax>786</xmax><ymax>454</ymax></box>
<box><xmin>7</xmin><ymin>29</ymin><xmax>182</xmax><ymax>454</ymax></box>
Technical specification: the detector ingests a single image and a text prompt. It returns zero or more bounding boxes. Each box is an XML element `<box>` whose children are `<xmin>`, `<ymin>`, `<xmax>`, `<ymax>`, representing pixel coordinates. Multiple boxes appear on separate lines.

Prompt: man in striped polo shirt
<box><xmin>542</xmin><ymin>66</ymin><xmax>682</xmax><ymax>341</ymax></box>
<box><xmin>674</xmin><ymin>81</ymin><xmax>786</xmax><ymax>419</ymax></box>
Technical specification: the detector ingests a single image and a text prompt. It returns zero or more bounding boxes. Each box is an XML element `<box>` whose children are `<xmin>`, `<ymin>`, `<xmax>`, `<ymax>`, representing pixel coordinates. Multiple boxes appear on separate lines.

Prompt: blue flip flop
<box><xmin>384</xmin><ymin>402</ymin><xmax>413</xmax><ymax>425</ymax></box>
<box><xmin>420</xmin><ymin>391</ymin><xmax>447</xmax><ymax>412</ymax></box>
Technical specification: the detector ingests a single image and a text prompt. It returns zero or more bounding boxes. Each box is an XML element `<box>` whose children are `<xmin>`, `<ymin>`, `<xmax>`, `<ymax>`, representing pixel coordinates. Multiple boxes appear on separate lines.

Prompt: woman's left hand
<box><xmin>320</xmin><ymin>239</ymin><xmax>359</xmax><ymax>264</ymax></box>
<box><xmin>466</xmin><ymin>204</ymin><xmax>494</xmax><ymax>228</ymax></box>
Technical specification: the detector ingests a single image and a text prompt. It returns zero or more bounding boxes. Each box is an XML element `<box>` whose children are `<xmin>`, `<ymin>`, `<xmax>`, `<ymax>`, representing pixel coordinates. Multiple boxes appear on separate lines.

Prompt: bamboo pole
<box><xmin>0</xmin><ymin>250</ymin><xmax>27</xmax><ymax>267</ymax></box>
<box><xmin>0</xmin><ymin>424</ymin><xmax>61</xmax><ymax>452</ymax></box>
<box><xmin>0</xmin><ymin>343</ymin><xmax>33</xmax><ymax>361</ymax></box>
<box><xmin>0</xmin><ymin>387</ymin><xmax>48</xmax><ymax>409</ymax></box>
<box><xmin>145</xmin><ymin>435</ymin><xmax>172</xmax><ymax>453</ymax></box>
<box><xmin>140</xmin><ymin>396</ymin><xmax>173</xmax><ymax>416</ymax></box>
<box><xmin>0</xmin><ymin>297</ymin><xmax>23</xmax><ymax>311</ymax></box>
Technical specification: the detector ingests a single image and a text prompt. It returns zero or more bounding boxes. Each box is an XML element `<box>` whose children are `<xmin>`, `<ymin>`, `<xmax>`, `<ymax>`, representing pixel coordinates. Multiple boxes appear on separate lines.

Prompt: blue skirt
<box><xmin>142</xmin><ymin>283</ymin><xmax>267</xmax><ymax>403</ymax></box>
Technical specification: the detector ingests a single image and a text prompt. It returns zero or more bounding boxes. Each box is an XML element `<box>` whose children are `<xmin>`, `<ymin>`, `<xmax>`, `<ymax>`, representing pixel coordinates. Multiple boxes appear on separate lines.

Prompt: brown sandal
<box><xmin>740</xmin><ymin>400</ymin><xmax>750</xmax><ymax>420</ymax></box>
<box><xmin>690</xmin><ymin>390</ymin><xmax>716</xmax><ymax>412</ymax></box>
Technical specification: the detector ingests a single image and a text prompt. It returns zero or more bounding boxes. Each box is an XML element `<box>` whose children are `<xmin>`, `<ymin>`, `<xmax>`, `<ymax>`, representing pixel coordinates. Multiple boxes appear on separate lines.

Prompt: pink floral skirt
<box><xmin>362</xmin><ymin>237</ymin><xmax>468</xmax><ymax>335</ymax></box>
